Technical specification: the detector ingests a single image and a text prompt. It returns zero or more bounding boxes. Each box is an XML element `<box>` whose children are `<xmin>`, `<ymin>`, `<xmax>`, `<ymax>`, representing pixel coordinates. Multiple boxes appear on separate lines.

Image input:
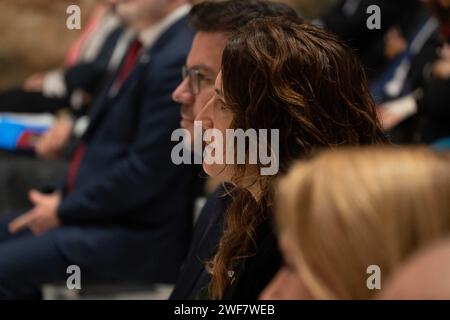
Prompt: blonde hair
<box><xmin>277</xmin><ymin>147</ymin><xmax>450</xmax><ymax>299</ymax></box>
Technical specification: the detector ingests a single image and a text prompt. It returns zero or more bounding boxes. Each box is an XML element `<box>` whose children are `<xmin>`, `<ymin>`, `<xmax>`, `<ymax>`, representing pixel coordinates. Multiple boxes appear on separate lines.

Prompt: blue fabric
<box><xmin>431</xmin><ymin>136</ymin><xmax>450</xmax><ymax>150</ymax></box>
<box><xmin>0</xmin><ymin>116</ymin><xmax>47</xmax><ymax>150</ymax></box>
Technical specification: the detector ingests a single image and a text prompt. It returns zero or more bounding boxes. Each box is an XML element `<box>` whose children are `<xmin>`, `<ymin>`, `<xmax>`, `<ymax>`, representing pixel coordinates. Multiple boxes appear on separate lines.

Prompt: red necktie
<box><xmin>113</xmin><ymin>39</ymin><xmax>143</xmax><ymax>90</ymax></box>
<box><xmin>65</xmin><ymin>40</ymin><xmax>143</xmax><ymax>193</ymax></box>
<box><xmin>66</xmin><ymin>143</ymin><xmax>86</xmax><ymax>193</ymax></box>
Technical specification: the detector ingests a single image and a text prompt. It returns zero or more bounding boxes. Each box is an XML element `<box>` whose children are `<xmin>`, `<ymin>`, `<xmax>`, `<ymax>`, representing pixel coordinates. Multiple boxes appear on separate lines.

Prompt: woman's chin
<box><xmin>202</xmin><ymin>162</ymin><xmax>229</xmax><ymax>180</ymax></box>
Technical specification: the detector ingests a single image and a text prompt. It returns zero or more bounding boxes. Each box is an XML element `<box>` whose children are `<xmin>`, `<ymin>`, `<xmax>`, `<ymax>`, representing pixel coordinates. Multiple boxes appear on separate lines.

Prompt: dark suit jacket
<box><xmin>64</xmin><ymin>26</ymin><xmax>126</xmax><ymax>100</ymax></box>
<box><xmin>170</xmin><ymin>186</ymin><xmax>230</xmax><ymax>299</ymax></box>
<box><xmin>54</xmin><ymin>16</ymin><xmax>198</xmax><ymax>283</ymax></box>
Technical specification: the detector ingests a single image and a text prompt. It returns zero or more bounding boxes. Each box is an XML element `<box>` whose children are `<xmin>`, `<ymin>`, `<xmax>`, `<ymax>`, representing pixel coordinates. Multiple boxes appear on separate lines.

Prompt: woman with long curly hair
<box><xmin>195</xmin><ymin>16</ymin><xmax>388</xmax><ymax>299</ymax></box>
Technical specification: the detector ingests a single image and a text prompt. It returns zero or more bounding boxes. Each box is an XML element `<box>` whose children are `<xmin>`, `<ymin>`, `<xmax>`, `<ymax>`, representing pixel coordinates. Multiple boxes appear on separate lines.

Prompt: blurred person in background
<box><xmin>370</xmin><ymin>0</ymin><xmax>436</xmax><ymax>105</ymax></box>
<box><xmin>320</xmin><ymin>0</ymin><xmax>422</xmax><ymax>80</ymax></box>
<box><xmin>0</xmin><ymin>0</ymin><xmax>197</xmax><ymax>299</ymax></box>
<box><xmin>379</xmin><ymin>0</ymin><xmax>450</xmax><ymax>144</ymax></box>
<box><xmin>0</xmin><ymin>0</ymin><xmax>135</xmax><ymax>215</ymax></box>
<box><xmin>0</xmin><ymin>0</ymin><xmax>163</xmax><ymax>215</ymax></box>
<box><xmin>196</xmin><ymin>16</ymin><xmax>386</xmax><ymax>300</ymax></box>
<box><xmin>261</xmin><ymin>147</ymin><xmax>450</xmax><ymax>300</ymax></box>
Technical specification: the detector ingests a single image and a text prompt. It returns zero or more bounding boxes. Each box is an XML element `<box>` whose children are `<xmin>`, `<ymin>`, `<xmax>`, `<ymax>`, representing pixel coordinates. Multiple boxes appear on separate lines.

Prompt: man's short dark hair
<box><xmin>188</xmin><ymin>0</ymin><xmax>301</xmax><ymax>33</ymax></box>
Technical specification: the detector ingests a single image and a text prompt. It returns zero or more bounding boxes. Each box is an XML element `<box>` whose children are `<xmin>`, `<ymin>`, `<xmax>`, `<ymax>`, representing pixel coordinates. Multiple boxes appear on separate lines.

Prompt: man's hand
<box><xmin>8</xmin><ymin>190</ymin><xmax>62</xmax><ymax>236</ymax></box>
<box><xmin>35</xmin><ymin>117</ymin><xmax>74</xmax><ymax>160</ymax></box>
<box><xmin>378</xmin><ymin>94</ymin><xmax>418</xmax><ymax>131</ymax></box>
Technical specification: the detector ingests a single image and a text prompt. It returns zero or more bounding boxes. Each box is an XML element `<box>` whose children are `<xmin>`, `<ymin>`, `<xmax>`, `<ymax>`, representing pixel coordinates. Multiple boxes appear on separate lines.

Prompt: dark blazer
<box><xmin>170</xmin><ymin>187</ymin><xmax>282</xmax><ymax>300</ymax></box>
<box><xmin>223</xmin><ymin>219</ymin><xmax>282</xmax><ymax>300</ymax></box>
<box><xmin>170</xmin><ymin>186</ymin><xmax>230</xmax><ymax>299</ymax></box>
<box><xmin>54</xmin><ymin>16</ymin><xmax>198</xmax><ymax>283</ymax></box>
<box><xmin>64</xmin><ymin>26</ymin><xmax>126</xmax><ymax>99</ymax></box>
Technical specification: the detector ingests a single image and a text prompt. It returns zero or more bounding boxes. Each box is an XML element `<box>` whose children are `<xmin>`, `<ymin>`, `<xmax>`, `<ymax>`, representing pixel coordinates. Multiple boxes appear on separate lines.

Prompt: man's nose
<box><xmin>172</xmin><ymin>79</ymin><xmax>194</xmax><ymax>105</ymax></box>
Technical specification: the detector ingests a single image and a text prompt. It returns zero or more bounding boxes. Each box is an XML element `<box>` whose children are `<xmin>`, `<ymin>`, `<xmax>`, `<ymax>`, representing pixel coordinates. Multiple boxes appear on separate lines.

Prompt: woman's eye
<box><xmin>218</xmin><ymin>100</ymin><xmax>228</xmax><ymax>111</ymax></box>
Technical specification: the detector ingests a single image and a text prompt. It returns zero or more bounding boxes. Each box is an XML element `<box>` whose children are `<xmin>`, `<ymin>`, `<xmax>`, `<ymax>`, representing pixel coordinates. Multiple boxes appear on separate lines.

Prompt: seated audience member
<box><xmin>370</xmin><ymin>6</ymin><xmax>436</xmax><ymax>105</ymax></box>
<box><xmin>261</xmin><ymin>147</ymin><xmax>450</xmax><ymax>300</ymax></box>
<box><xmin>379</xmin><ymin>0</ymin><xmax>450</xmax><ymax>144</ymax></box>
<box><xmin>0</xmin><ymin>0</ymin><xmax>197</xmax><ymax>299</ymax></box>
<box><xmin>0</xmin><ymin>0</ymin><xmax>152</xmax><ymax>215</ymax></box>
<box><xmin>320</xmin><ymin>0</ymin><xmax>421</xmax><ymax>80</ymax></box>
<box><xmin>169</xmin><ymin>0</ymin><xmax>300</xmax><ymax>300</ymax></box>
<box><xmin>196</xmin><ymin>16</ymin><xmax>387</xmax><ymax>300</ymax></box>
<box><xmin>379</xmin><ymin>238</ymin><xmax>450</xmax><ymax>300</ymax></box>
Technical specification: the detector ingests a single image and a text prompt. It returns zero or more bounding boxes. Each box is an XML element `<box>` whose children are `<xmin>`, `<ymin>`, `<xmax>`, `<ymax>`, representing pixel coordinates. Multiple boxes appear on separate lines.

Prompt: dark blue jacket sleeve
<box><xmin>57</xmin><ymin>63</ymin><xmax>187</xmax><ymax>224</ymax></box>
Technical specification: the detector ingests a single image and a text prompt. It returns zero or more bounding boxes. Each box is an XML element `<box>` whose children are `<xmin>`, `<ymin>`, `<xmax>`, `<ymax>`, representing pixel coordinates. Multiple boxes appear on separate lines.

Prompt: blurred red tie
<box><xmin>65</xmin><ymin>39</ymin><xmax>143</xmax><ymax>193</ymax></box>
<box><xmin>113</xmin><ymin>39</ymin><xmax>143</xmax><ymax>90</ymax></box>
<box><xmin>66</xmin><ymin>143</ymin><xmax>86</xmax><ymax>193</ymax></box>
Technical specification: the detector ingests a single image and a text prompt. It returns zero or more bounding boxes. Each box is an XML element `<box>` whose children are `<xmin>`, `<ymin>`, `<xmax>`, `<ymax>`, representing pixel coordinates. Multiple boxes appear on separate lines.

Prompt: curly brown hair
<box><xmin>207</xmin><ymin>17</ymin><xmax>388</xmax><ymax>299</ymax></box>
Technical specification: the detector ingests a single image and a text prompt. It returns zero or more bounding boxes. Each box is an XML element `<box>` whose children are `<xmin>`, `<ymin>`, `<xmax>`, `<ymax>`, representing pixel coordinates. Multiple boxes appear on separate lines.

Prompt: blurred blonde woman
<box><xmin>261</xmin><ymin>147</ymin><xmax>450</xmax><ymax>300</ymax></box>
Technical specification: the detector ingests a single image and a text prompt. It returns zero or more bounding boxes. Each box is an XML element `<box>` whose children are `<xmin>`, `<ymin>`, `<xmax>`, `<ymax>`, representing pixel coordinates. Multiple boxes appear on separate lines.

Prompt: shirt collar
<box><xmin>138</xmin><ymin>3</ymin><xmax>192</xmax><ymax>48</ymax></box>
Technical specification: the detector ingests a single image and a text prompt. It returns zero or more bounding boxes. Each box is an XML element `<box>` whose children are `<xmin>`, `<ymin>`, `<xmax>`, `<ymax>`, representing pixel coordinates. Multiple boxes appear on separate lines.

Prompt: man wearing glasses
<box><xmin>170</xmin><ymin>0</ymin><xmax>299</xmax><ymax>300</ymax></box>
<box><xmin>173</xmin><ymin>37</ymin><xmax>225</xmax><ymax>143</ymax></box>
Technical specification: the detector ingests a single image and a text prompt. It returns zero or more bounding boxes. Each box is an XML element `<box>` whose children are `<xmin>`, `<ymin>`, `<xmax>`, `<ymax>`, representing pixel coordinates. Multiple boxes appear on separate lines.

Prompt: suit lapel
<box><xmin>83</xmin><ymin>47</ymin><xmax>149</xmax><ymax>140</ymax></box>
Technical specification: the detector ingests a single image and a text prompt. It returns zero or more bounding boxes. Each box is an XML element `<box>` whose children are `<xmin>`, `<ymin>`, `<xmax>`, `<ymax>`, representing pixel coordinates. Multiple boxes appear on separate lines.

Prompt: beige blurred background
<box><xmin>0</xmin><ymin>0</ymin><xmax>95</xmax><ymax>89</ymax></box>
<box><xmin>0</xmin><ymin>0</ymin><xmax>337</xmax><ymax>90</ymax></box>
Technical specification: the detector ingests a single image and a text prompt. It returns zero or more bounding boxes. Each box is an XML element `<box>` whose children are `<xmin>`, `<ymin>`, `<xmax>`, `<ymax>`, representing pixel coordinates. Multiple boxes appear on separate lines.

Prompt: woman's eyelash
<box><xmin>219</xmin><ymin>101</ymin><xmax>228</xmax><ymax>111</ymax></box>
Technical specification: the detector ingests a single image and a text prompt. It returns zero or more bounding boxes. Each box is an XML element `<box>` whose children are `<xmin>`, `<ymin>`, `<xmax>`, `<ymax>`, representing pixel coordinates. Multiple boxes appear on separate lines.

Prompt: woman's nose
<box><xmin>195</xmin><ymin>96</ymin><xmax>214</xmax><ymax>130</ymax></box>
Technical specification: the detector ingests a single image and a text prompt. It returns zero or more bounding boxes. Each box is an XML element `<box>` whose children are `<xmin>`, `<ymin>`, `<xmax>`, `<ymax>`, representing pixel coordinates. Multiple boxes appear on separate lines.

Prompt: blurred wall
<box><xmin>276</xmin><ymin>0</ymin><xmax>338</xmax><ymax>19</ymax></box>
<box><xmin>0</xmin><ymin>0</ymin><xmax>94</xmax><ymax>89</ymax></box>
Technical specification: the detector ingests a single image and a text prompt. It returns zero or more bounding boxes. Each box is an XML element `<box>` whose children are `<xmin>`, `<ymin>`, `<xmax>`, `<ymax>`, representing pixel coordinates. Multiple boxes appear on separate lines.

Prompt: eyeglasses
<box><xmin>182</xmin><ymin>66</ymin><xmax>214</xmax><ymax>95</ymax></box>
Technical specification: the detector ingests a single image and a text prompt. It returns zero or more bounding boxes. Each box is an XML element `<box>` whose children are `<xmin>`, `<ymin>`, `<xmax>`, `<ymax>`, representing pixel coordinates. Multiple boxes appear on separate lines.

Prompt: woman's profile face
<box><xmin>195</xmin><ymin>72</ymin><xmax>234</xmax><ymax>181</ymax></box>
